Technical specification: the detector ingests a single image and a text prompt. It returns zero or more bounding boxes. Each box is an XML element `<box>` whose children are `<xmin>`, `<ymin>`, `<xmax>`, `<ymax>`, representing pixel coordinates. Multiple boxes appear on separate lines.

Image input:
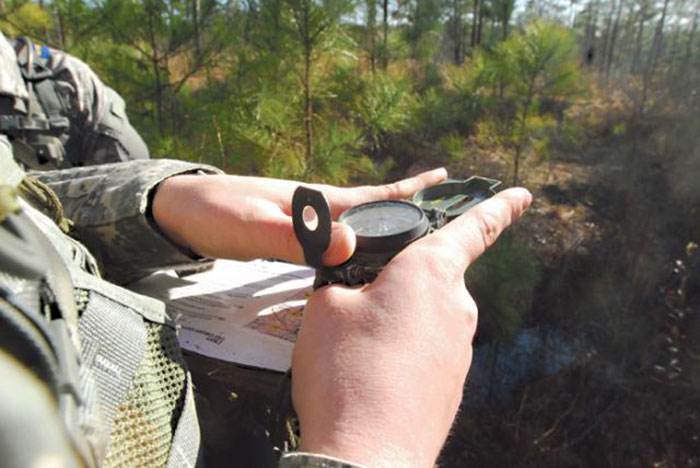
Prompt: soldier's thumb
<box><xmin>321</xmin><ymin>222</ymin><xmax>356</xmax><ymax>266</ymax></box>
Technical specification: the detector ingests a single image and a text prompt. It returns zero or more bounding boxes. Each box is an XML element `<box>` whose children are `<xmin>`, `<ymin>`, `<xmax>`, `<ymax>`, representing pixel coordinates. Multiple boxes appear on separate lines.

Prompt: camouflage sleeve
<box><xmin>32</xmin><ymin>159</ymin><xmax>223</xmax><ymax>284</ymax></box>
<box><xmin>279</xmin><ymin>453</ymin><xmax>367</xmax><ymax>468</ymax></box>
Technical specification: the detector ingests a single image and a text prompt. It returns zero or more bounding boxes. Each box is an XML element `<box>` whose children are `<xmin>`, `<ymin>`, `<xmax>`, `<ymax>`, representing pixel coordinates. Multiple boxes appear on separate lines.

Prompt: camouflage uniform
<box><xmin>0</xmin><ymin>32</ymin><xmax>148</xmax><ymax>170</ymax></box>
<box><xmin>34</xmin><ymin>160</ymin><xmax>217</xmax><ymax>284</ymax></box>
<box><xmin>0</xmin><ymin>34</ymin><xmax>362</xmax><ymax>468</ymax></box>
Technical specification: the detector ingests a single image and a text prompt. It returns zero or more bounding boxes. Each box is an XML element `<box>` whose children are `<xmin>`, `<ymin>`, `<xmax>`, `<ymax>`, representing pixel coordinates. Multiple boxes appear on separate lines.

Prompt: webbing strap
<box><xmin>0</xmin><ymin>114</ymin><xmax>68</xmax><ymax>133</ymax></box>
<box><xmin>34</xmin><ymin>78</ymin><xmax>65</xmax><ymax>122</ymax></box>
<box><xmin>13</xmin><ymin>37</ymin><xmax>65</xmax><ymax>125</ymax></box>
<box><xmin>23</xmin><ymin>207</ymin><xmax>80</xmax><ymax>348</ymax></box>
<box><xmin>0</xmin><ymin>114</ymin><xmax>48</xmax><ymax>132</ymax></box>
<box><xmin>166</xmin><ymin>374</ymin><xmax>201</xmax><ymax>468</ymax></box>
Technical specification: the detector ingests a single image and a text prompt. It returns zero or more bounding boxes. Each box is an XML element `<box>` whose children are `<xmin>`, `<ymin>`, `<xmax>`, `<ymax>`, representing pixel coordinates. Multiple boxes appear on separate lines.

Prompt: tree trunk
<box><xmin>382</xmin><ymin>0</ymin><xmax>388</xmax><ymax>68</ymax></box>
<box><xmin>668</xmin><ymin>0</ymin><xmax>687</xmax><ymax>74</ymax></box>
<box><xmin>684</xmin><ymin>12</ymin><xmax>698</xmax><ymax>69</ymax></box>
<box><xmin>513</xmin><ymin>86</ymin><xmax>534</xmax><ymax>186</ymax></box>
<box><xmin>302</xmin><ymin>3</ymin><xmax>313</xmax><ymax>171</ymax></box>
<box><xmin>600</xmin><ymin>0</ymin><xmax>615</xmax><ymax>72</ymax></box>
<box><xmin>147</xmin><ymin>7</ymin><xmax>164</xmax><ymax>137</ymax></box>
<box><xmin>367</xmin><ymin>0</ymin><xmax>377</xmax><ymax>72</ymax></box>
<box><xmin>619</xmin><ymin>1</ymin><xmax>637</xmax><ymax>69</ymax></box>
<box><xmin>668</xmin><ymin>24</ymin><xmax>681</xmax><ymax>74</ymax></box>
<box><xmin>584</xmin><ymin>0</ymin><xmax>597</xmax><ymax>66</ymax></box>
<box><xmin>453</xmin><ymin>0</ymin><xmax>462</xmax><ymax>64</ymax></box>
<box><xmin>477</xmin><ymin>2</ymin><xmax>485</xmax><ymax>46</ymax></box>
<box><xmin>54</xmin><ymin>2</ymin><xmax>66</xmax><ymax>49</ymax></box>
<box><xmin>193</xmin><ymin>0</ymin><xmax>201</xmax><ymax>54</ymax></box>
<box><xmin>212</xmin><ymin>115</ymin><xmax>226</xmax><ymax>170</ymax></box>
<box><xmin>513</xmin><ymin>144</ymin><xmax>521</xmax><ymax>186</ymax></box>
<box><xmin>631</xmin><ymin>0</ymin><xmax>647</xmax><ymax>74</ymax></box>
<box><xmin>605</xmin><ymin>0</ymin><xmax>625</xmax><ymax>78</ymax></box>
<box><xmin>304</xmin><ymin>43</ymin><xmax>313</xmax><ymax>171</ymax></box>
<box><xmin>641</xmin><ymin>0</ymin><xmax>670</xmax><ymax>115</ymax></box>
<box><xmin>169</xmin><ymin>86</ymin><xmax>180</xmax><ymax>160</ymax></box>
<box><xmin>569</xmin><ymin>0</ymin><xmax>576</xmax><ymax>27</ymax></box>
<box><xmin>270</xmin><ymin>0</ymin><xmax>282</xmax><ymax>82</ymax></box>
<box><xmin>590</xmin><ymin>0</ymin><xmax>599</xmax><ymax>62</ymax></box>
<box><xmin>244</xmin><ymin>0</ymin><xmax>254</xmax><ymax>43</ymax></box>
<box><xmin>498</xmin><ymin>0</ymin><xmax>512</xmax><ymax>40</ymax></box>
<box><xmin>471</xmin><ymin>0</ymin><xmax>480</xmax><ymax>48</ymax></box>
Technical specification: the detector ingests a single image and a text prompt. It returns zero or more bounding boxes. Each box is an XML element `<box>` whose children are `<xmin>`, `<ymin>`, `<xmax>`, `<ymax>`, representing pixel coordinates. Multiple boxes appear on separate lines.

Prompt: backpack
<box><xmin>0</xmin><ymin>146</ymin><xmax>201</xmax><ymax>468</ymax></box>
<box><xmin>0</xmin><ymin>150</ymin><xmax>101</xmax><ymax>466</ymax></box>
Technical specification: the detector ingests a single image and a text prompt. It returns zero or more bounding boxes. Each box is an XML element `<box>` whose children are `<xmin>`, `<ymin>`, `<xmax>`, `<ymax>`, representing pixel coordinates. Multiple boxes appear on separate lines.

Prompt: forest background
<box><xmin>2</xmin><ymin>0</ymin><xmax>699</xmax><ymax>465</ymax></box>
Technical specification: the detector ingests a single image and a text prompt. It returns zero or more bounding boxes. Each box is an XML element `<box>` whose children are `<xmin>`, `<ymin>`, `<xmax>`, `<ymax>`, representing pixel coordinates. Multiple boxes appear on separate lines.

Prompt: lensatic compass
<box><xmin>292</xmin><ymin>176</ymin><xmax>501</xmax><ymax>287</ymax></box>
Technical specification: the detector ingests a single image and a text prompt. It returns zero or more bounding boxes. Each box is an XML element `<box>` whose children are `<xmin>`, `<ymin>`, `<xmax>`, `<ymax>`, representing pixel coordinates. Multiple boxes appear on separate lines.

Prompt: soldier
<box><xmin>0</xmin><ymin>33</ymin><xmax>149</xmax><ymax>170</ymax></box>
<box><xmin>0</xmin><ymin>33</ymin><xmax>533</xmax><ymax>468</ymax></box>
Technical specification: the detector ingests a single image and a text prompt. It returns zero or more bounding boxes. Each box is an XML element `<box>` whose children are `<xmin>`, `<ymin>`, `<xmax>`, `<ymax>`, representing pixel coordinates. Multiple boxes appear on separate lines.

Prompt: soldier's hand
<box><xmin>151</xmin><ymin>169</ymin><xmax>447</xmax><ymax>265</ymax></box>
<box><xmin>291</xmin><ymin>188</ymin><xmax>532</xmax><ymax>467</ymax></box>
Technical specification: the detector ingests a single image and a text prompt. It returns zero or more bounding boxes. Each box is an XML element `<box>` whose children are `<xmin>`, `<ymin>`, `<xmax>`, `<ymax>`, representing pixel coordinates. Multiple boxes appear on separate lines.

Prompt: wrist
<box><xmin>299</xmin><ymin>436</ymin><xmax>413</xmax><ymax>468</ymax></box>
<box><xmin>280</xmin><ymin>452</ymin><xmax>368</xmax><ymax>468</ymax></box>
<box><xmin>298</xmin><ymin>418</ymin><xmax>426</xmax><ymax>468</ymax></box>
<box><xmin>151</xmin><ymin>175</ymin><xmax>196</xmax><ymax>252</ymax></box>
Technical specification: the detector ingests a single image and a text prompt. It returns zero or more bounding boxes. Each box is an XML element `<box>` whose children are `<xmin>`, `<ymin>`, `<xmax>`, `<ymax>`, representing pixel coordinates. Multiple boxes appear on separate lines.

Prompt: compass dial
<box><xmin>341</xmin><ymin>202</ymin><xmax>423</xmax><ymax>236</ymax></box>
<box><xmin>339</xmin><ymin>200</ymin><xmax>429</xmax><ymax>253</ymax></box>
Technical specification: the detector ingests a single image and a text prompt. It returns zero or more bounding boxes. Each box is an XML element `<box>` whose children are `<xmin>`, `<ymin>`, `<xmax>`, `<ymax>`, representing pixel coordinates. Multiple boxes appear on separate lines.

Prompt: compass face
<box><xmin>339</xmin><ymin>200</ymin><xmax>429</xmax><ymax>254</ymax></box>
<box><xmin>341</xmin><ymin>201</ymin><xmax>424</xmax><ymax>237</ymax></box>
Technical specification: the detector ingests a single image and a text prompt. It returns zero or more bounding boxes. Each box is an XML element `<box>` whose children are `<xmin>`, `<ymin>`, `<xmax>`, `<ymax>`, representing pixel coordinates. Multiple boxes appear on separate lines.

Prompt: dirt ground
<box><xmin>436</xmin><ymin>104</ymin><xmax>700</xmax><ymax>467</ymax></box>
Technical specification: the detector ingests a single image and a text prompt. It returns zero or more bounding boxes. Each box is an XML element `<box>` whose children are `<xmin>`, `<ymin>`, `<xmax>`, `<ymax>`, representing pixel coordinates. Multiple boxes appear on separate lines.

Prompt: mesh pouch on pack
<box><xmin>104</xmin><ymin>322</ymin><xmax>187</xmax><ymax>467</ymax></box>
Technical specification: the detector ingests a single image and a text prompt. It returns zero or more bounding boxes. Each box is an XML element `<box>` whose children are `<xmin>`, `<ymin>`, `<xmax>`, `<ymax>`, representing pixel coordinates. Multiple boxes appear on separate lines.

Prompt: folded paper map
<box><xmin>129</xmin><ymin>260</ymin><xmax>315</xmax><ymax>372</ymax></box>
